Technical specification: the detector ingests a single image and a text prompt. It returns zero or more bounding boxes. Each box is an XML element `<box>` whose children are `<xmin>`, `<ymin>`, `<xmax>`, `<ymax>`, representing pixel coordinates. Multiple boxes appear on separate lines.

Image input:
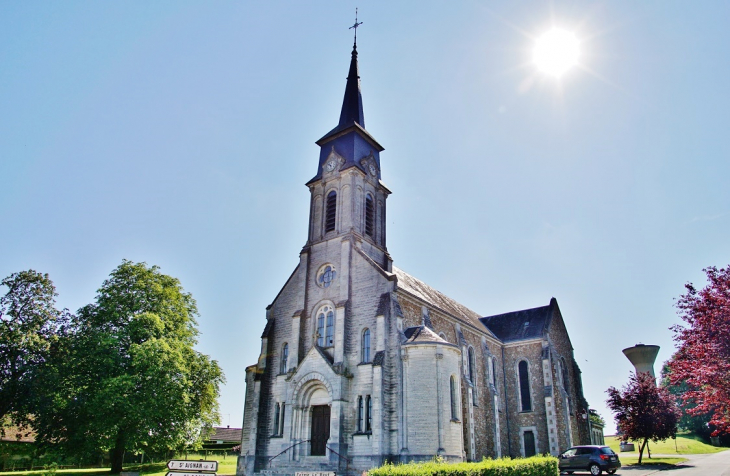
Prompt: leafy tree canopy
<box><xmin>661</xmin><ymin>363</ymin><xmax>714</xmax><ymax>440</ymax></box>
<box><xmin>668</xmin><ymin>265</ymin><xmax>730</xmax><ymax>436</ymax></box>
<box><xmin>0</xmin><ymin>270</ymin><xmax>67</xmax><ymax>425</ymax></box>
<box><xmin>31</xmin><ymin>261</ymin><xmax>224</xmax><ymax>473</ymax></box>
<box><xmin>607</xmin><ymin>372</ymin><xmax>680</xmax><ymax>464</ymax></box>
<box><xmin>588</xmin><ymin>409</ymin><xmax>605</xmax><ymax>427</ymax></box>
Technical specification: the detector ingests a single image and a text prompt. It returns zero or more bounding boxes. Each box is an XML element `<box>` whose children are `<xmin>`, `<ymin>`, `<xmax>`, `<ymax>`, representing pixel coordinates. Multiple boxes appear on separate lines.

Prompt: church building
<box><xmin>237</xmin><ymin>39</ymin><xmax>591</xmax><ymax>476</ymax></box>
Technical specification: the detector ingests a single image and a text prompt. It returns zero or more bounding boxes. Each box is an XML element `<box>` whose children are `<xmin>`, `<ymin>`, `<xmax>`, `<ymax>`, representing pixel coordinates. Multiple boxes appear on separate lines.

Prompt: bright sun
<box><xmin>533</xmin><ymin>28</ymin><xmax>580</xmax><ymax>77</ymax></box>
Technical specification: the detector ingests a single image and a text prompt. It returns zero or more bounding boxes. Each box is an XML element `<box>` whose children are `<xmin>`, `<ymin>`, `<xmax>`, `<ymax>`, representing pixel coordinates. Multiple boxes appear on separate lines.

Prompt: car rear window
<box><xmin>600</xmin><ymin>447</ymin><xmax>616</xmax><ymax>455</ymax></box>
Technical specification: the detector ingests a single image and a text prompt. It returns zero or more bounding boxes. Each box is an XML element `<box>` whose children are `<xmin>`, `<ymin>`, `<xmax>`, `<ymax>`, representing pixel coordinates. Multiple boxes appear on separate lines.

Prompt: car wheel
<box><xmin>589</xmin><ymin>463</ymin><xmax>601</xmax><ymax>475</ymax></box>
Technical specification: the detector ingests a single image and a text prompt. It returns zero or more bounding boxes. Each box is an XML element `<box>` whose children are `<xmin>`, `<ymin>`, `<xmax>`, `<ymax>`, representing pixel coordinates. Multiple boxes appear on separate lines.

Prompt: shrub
<box><xmin>368</xmin><ymin>455</ymin><xmax>558</xmax><ymax>476</ymax></box>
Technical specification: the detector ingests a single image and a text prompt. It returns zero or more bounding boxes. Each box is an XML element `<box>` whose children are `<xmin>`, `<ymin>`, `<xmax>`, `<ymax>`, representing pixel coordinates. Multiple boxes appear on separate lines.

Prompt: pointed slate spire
<box><xmin>311</xmin><ymin>23</ymin><xmax>384</xmax><ymax>185</ymax></box>
<box><xmin>338</xmin><ymin>43</ymin><xmax>365</xmax><ymax>128</ymax></box>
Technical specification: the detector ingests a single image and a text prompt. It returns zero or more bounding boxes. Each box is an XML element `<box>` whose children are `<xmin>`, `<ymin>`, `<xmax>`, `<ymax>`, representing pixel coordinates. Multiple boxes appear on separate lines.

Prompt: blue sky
<box><xmin>2</xmin><ymin>2</ymin><xmax>729</xmax><ymax>436</ymax></box>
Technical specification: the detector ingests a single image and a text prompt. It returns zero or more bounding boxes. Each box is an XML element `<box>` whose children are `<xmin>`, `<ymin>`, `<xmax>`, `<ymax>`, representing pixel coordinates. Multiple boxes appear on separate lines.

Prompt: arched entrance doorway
<box><xmin>310</xmin><ymin>405</ymin><xmax>331</xmax><ymax>455</ymax></box>
<box><xmin>293</xmin><ymin>378</ymin><xmax>333</xmax><ymax>458</ymax></box>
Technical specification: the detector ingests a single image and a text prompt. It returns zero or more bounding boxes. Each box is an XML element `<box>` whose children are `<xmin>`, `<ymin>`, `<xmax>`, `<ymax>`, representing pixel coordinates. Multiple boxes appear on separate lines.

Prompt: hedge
<box><xmin>368</xmin><ymin>456</ymin><xmax>558</xmax><ymax>476</ymax></box>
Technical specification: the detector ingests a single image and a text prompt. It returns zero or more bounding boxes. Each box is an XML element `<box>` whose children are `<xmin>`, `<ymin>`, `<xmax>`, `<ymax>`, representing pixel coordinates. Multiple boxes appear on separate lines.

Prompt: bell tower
<box><xmin>304</xmin><ymin>39</ymin><xmax>391</xmax><ymax>270</ymax></box>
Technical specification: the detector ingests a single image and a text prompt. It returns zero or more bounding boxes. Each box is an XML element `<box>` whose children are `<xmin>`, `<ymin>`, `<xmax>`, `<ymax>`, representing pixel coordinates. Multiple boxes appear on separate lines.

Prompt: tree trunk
<box><xmin>110</xmin><ymin>431</ymin><xmax>126</xmax><ymax>473</ymax></box>
<box><xmin>638</xmin><ymin>439</ymin><xmax>648</xmax><ymax>465</ymax></box>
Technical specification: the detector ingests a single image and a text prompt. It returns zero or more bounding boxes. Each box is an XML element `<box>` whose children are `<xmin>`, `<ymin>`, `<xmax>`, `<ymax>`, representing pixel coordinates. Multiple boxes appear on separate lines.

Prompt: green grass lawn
<box><xmin>0</xmin><ymin>454</ymin><xmax>238</xmax><ymax>476</ymax></box>
<box><xmin>605</xmin><ymin>434</ymin><xmax>725</xmax><ymax>455</ymax></box>
<box><xmin>618</xmin><ymin>456</ymin><xmax>687</xmax><ymax>466</ymax></box>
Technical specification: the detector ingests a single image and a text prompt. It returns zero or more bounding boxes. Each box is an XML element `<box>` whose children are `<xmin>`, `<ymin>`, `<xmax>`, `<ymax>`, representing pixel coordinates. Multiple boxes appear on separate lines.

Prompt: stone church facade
<box><xmin>237</xmin><ymin>42</ymin><xmax>591</xmax><ymax>476</ymax></box>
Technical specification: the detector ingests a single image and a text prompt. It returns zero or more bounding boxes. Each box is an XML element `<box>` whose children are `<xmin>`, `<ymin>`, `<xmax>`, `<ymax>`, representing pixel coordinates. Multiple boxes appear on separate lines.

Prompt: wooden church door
<box><xmin>523</xmin><ymin>430</ymin><xmax>536</xmax><ymax>457</ymax></box>
<box><xmin>310</xmin><ymin>405</ymin><xmax>330</xmax><ymax>456</ymax></box>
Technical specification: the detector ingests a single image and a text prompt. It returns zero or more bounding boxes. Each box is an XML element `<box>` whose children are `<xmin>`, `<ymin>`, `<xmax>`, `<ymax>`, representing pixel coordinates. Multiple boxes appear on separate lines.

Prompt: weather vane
<box><xmin>349</xmin><ymin>8</ymin><xmax>363</xmax><ymax>46</ymax></box>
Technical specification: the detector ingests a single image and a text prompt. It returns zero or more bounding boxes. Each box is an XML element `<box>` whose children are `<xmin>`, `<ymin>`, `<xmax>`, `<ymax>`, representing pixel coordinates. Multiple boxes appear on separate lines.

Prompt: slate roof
<box><xmin>318</xmin><ymin>44</ymin><xmax>366</xmax><ymax>143</ymax></box>
<box><xmin>207</xmin><ymin>426</ymin><xmax>242</xmax><ymax>443</ymax></box>
<box><xmin>393</xmin><ymin>267</ymin><xmax>488</xmax><ymax>333</ymax></box>
<box><xmin>314</xmin><ymin>344</ymin><xmax>334</xmax><ymax>365</ymax></box>
<box><xmin>261</xmin><ymin>319</ymin><xmax>274</xmax><ymax>339</ymax></box>
<box><xmin>480</xmin><ymin>298</ymin><xmax>556</xmax><ymax>342</ymax></box>
<box><xmin>372</xmin><ymin>350</ymin><xmax>385</xmax><ymax>366</ymax></box>
<box><xmin>403</xmin><ymin>325</ymin><xmax>451</xmax><ymax>345</ymax></box>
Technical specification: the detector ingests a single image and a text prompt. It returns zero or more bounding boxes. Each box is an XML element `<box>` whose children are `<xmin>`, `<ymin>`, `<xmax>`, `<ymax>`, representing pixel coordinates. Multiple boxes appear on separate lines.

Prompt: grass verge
<box><xmin>620</xmin><ymin>456</ymin><xmax>687</xmax><ymax>466</ymax></box>
<box><xmin>605</xmin><ymin>435</ymin><xmax>725</xmax><ymax>455</ymax></box>
<box><xmin>0</xmin><ymin>456</ymin><xmax>238</xmax><ymax>476</ymax></box>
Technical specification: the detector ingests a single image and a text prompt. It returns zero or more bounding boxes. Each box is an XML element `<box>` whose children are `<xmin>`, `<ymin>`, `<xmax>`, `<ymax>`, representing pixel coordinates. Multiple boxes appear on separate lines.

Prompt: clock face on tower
<box><xmin>325</xmin><ymin>159</ymin><xmax>337</xmax><ymax>172</ymax></box>
<box><xmin>369</xmin><ymin>163</ymin><xmax>377</xmax><ymax>176</ymax></box>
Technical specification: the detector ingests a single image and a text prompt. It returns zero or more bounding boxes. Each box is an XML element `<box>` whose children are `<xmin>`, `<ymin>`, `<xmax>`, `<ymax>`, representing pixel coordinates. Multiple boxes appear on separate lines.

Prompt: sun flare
<box><xmin>533</xmin><ymin>28</ymin><xmax>580</xmax><ymax>77</ymax></box>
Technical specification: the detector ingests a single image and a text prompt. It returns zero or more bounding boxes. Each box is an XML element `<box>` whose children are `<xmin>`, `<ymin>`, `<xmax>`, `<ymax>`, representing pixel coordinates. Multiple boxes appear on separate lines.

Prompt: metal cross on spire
<box><xmin>349</xmin><ymin>8</ymin><xmax>363</xmax><ymax>47</ymax></box>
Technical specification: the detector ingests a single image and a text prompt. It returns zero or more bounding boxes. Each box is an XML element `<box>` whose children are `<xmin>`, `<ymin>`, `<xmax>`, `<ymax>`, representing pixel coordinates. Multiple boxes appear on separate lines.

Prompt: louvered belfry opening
<box><xmin>364</xmin><ymin>194</ymin><xmax>374</xmax><ymax>237</ymax></box>
<box><xmin>325</xmin><ymin>191</ymin><xmax>337</xmax><ymax>232</ymax></box>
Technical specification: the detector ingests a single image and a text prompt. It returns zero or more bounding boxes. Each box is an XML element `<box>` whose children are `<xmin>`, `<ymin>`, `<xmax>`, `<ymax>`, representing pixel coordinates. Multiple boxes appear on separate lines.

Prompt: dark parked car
<box><xmin>559</xmin><ymin>445</ymin><xmax>621</xmax><ymax>475</ymax></box>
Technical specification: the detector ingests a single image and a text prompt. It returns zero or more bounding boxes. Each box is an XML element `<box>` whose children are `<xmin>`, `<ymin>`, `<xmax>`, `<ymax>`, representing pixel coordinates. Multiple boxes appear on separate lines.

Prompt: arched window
<box><xmin>357</xmin><ymin>396</ymin><xmax>363</xmax><ymax>432</ymax></box>
<box><xmin>280</xmin><ymin>343</ymin><xmax>288</xmax><ymax>374</ymax></box>
<box><xmin>325</xmin><ymin>190</ymin><xmax>337</xmax><ymax>232</ymax></box>
<box><xmin>279</xmin><ymin>403</ymin><xmax>285</xmax><ymax>435</ymax></box>
<box><xmin>561</xmin><ymin>357</ymin><xmax>570</xmax><ymax>390</ymax></box>
<box><xmin>518</xmin><ymin>360</ymin><xmax>532</xmax><ymax>412</ymax></box>
<box><xmin>450</xmin><ymin>375</ymin><xmax>458</xmax><ymax>420</ymax></box>
<box><xmin>491</xmin><ymin>357</ymin><xmax>497</xmax><ymax>385</ymax></box>
<box><xmin>364</xmin><ymin>193</ymin><xmax>374</xmax><ymax>237</ymax></box>
<box><xmin>361</xmin><ymin>328</ymin><xmax>371</xmax><ymax>363</ymax></box>
<box><xmin>366</xmin><ymin>395</ymin><xmax>372</xmax><ymax>432</ymax></box>
<box><xmin>325</xmin><ymin>311</ymin><xmax>334</xmax><ymax>347</ymax></box>
<box><xmin>468</xmin><ymin>347</ymin><xmax>476</xmax><ymax>383</ymax></box>
<box><xmin>439</xmin><ymin>332</ymin><xmax>447</xmax><ymax>342</ymax></box>
<box><xmin>273</xmin><ymin>403</ymin><xmax>280</xmax><ymax>436</ymax></box>
<box><xmin>316</xmin><ymin>305</ymin><xmax>334</xmax><ymax>347</ymax></box>
<box><xmin>317</xmin><ymin>314</ymin><xmax>325</xmax><ymax>347</ymax></box>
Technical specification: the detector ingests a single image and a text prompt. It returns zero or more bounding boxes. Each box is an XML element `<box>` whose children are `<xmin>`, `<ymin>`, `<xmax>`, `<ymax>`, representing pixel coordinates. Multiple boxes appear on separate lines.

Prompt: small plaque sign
<box><xmin>295</xmin><ymin>472</ymin><xmax>335</xmax><ymax>476</ymax></box>
<box><xmin>167</xmin><ymin>460</ymin><xmax>218</xmax><ymax>472</ymax></box>
<box><xmin>167</xmin><ymin>473</ymin><xmax>216</xmax><ymax>476</ymax></box>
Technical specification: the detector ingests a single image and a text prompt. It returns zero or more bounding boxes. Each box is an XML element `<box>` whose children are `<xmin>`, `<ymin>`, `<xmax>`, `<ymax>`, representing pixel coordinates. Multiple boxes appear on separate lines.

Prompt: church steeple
<box><xmin>338</xmin><ymin>43</ymin><xmax>365</xmax><ymax>129</ymax></box>
<box><xmin>305</xmin><ymin>19</ymin><xmax>391</xmax><ymax>271</ymax></box>
<box><xmin>312</xmin><ymin>38</ymin><xmax>384</xmax><ymax>184</ymax></box>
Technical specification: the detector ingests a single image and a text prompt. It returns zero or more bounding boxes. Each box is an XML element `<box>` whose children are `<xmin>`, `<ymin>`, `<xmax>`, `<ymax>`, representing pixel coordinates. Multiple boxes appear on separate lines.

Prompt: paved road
<box><xmin>564</xmin><ymin>451</ymin><xmax>730</xmax><ymax>476</ymax></box>
<box><xmin>663</xmin><ymin>451</ymin><xmax>730</xmax><ymax>476</ymax></box>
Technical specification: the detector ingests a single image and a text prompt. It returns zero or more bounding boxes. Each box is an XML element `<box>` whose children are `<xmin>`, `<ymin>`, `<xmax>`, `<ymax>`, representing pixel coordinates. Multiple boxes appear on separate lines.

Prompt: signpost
<box><xmin>295</xmin><ymin>472</ymin><xmax>335</xmax><ymax>476</ymax></box>
<box><xmin>167</xmin><ymin>472</ymin><xmax>218</xmax><ymax>476</ymax></box>
<box><xmin>167</xmin><ymin>460</ymin><xmax>218</xmax><ymax>476</ymax></box>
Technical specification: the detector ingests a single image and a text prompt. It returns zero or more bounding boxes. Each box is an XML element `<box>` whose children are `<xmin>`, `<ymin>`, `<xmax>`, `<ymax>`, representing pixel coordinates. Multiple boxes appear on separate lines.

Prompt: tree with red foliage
<box><xmin>606</xmin><ymin>372</ymin><xmax>680</xmax><ymax>464</ymax></box>
<box><xmin>668</xmin><ymin>265</ymin><xmax>730</xmax><ymax>436</ymax></box>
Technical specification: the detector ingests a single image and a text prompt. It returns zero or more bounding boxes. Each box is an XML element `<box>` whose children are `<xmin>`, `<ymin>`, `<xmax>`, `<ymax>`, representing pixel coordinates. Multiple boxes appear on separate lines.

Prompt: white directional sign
<box><xmin>167</xmin><ymin>472</ymin><xmax>216</xmax><ymax>476</ymax></box>
<box><xmin>167</xmin><ymin>460</ymin><xmax>218</xmax><ymax>472</ymax></box>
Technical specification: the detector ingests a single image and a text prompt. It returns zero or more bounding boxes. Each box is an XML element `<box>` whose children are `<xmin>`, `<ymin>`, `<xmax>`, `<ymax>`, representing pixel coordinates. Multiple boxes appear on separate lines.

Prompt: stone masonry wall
<box><xmin>394</xmin><ymin>293</ymin><xmax>506</xmax><ymax>461</ymax></box>
<box><xmin>502</xmin><ymin>340</ymin><xmax>547</xmax><ymax>458</ymax></box>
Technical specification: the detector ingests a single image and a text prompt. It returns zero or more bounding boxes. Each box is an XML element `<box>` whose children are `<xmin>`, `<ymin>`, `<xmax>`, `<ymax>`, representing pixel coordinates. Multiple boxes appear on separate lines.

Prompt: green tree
<box><xmin>607</xmin><ymin>372</ymin><xmax>680</xmax><ymax>464</ymax></box>
<box><xmin>32</xmin><ymin>261</ymin><xmax>224</xmax><ymax>473</ymax></box>
<box><xmin>0</xmin><ymin>270</ymin><xmax>67</xmax><ymax>426</ymax></box>
<box><xmin>661</xmin><ymin>363</ymin><xmax>713</xmax><ymax>440</ymax></box>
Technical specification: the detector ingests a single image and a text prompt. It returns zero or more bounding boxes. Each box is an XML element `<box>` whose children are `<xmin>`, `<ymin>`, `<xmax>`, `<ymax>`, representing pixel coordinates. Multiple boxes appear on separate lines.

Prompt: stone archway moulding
<box><xmin>291</xmin><ymin>371</ymin><xmax>337</xmax><ymax>406</ymax></box>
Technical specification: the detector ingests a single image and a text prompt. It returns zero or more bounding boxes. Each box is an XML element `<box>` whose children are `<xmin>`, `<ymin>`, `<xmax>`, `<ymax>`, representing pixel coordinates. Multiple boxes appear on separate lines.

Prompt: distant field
<box><xmin>605</xmin><ymin>435</ymin><xmax>725</xmax><ymax>455</ymax></box>
<box><xmin>0</xmin><ymin>454</ymin><xmax>238</xmax><ymax>476</ymax></box>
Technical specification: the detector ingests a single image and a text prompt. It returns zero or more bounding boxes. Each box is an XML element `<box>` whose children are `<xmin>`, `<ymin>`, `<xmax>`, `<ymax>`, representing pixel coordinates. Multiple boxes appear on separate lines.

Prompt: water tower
<box><xmin>622</xmin><ymin>344</ymin><xmax>660</xmax><ymax>378</ymax></box>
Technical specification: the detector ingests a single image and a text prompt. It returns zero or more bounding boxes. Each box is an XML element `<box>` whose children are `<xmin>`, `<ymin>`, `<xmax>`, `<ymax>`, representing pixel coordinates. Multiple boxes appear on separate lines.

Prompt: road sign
<box><xmin>167</xmin><ymin>460</ymin><xmax>218</xmax><ymax>472</ymax></box>
<box><xmin>295</xmin><ymin>472</ymin><xmax>335</xmax><ymax>476</ymax></box>
<box><xmin>167</xmin><ymin>473</ymin><xmax>217</xmax><ymax>476</ymax></box>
